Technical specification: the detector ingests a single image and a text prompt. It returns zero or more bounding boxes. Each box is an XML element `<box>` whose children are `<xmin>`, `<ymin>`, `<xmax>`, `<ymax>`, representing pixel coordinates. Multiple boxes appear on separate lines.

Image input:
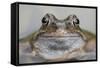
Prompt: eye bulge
<box><xmin>42</xmin><ymin>17</ymin><xmax>49</xmax><ymax>24</ymax></box>
<box><xmin>75</xmin><ymin>19</ymin><xmax>80</xmax><ymax>24</ymax></box>
<box><xmin>72</xmin><ymin>18</ymin><xmax>79</xmax><ymax>25</ymax></box>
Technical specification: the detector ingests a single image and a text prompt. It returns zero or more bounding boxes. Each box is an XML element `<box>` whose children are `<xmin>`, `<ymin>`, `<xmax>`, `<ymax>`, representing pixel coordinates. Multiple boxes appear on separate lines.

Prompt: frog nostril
<box><xmin>51</xmin><ymin>22</ymin><xmax>55</xmax><ymax>25</ymax></box>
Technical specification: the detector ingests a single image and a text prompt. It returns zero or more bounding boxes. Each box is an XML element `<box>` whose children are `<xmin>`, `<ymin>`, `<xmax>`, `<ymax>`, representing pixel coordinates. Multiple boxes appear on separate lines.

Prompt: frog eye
<box><xmin>73</xmin><ymin>19</ymin><xmax>80</xmax><ymax>24</ymax></box>
<box><xmin>42</xmin><ymin>17</ymin><xmax>49</xmax><ymax>24</ymax></box>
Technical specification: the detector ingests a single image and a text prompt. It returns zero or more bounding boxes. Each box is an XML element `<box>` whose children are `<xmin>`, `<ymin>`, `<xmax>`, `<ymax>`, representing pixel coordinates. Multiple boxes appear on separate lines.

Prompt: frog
<box><xmin>19</xmin><ymin>13</ymin><xmax>96</xmax><ymax>61</ymax></box>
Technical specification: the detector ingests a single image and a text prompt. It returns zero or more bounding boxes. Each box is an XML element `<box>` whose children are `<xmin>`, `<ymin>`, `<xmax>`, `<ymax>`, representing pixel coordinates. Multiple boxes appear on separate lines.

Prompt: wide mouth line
<box><xmin>40</xmin><ymin>36</ymin><xmax>80</xmax><ymax>37</ymax></box>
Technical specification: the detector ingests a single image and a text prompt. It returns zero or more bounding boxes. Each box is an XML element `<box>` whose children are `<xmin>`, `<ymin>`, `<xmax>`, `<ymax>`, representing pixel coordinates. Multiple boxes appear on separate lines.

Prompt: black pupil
<box><xmin>75</xmin><ymin>19</ymin><xmax>79</xmax><ymax>24</ymax></box>
<box><xmin>42</xmin><ymin>17</ymin><xmax>48</xmax><ymax>23</ymax></box>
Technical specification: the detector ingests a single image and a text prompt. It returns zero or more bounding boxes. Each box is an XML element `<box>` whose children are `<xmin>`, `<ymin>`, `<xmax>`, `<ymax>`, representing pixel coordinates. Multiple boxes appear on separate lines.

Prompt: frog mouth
<box><xmin>41</xmin><ymin>32</ymin><xmax>80</xmax><ymax>37</ymax></box>
<box><xmin>44</xmin><ymin>28</ymin><xmax>77</xmax><ymax>37</ymax></box>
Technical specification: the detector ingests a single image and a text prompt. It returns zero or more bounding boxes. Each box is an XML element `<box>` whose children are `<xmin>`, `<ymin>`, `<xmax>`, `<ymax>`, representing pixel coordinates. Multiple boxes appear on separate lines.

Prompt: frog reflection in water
<box><xmin>20</xmin><ymin>13</ymin><xmax>96</xmax><ymax>61</ymax></box>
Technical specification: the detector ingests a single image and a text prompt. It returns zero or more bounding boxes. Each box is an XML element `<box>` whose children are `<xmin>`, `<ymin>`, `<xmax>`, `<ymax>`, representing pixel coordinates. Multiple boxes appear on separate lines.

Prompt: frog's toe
<box><xmin>32</xmin><ymin>50</ymin><xmax>37</xmax><ymax>56</ymax></box>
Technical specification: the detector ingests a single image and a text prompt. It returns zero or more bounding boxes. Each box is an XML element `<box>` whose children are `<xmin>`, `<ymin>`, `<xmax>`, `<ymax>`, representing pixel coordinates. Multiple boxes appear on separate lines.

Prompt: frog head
<box><xmin>41</xmin><ymin>13</ymin><xmax>80</xmax><ymax>33</ymax></box>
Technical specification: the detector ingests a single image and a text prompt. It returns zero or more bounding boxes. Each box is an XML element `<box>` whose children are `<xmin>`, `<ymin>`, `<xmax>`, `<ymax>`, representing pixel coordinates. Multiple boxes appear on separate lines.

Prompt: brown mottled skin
<box><xmin>19</xmin><ymin>13</ymin><xmax>96</xmax><ymax>61</ymax></box>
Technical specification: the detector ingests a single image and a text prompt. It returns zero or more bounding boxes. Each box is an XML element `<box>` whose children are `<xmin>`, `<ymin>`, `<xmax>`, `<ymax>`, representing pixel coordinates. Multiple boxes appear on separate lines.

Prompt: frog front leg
<box><xmin>29</xmin><ymin>30</ymin><xmax>46</xmax><ymax>56</ymax></box>
<box><xmin>29</xmin><ymin>38</ymin><xmax>37</xmax><ymax>56</ymax></box>
<box><xmin>76</xmin><ymin>29</ymin><xmax>88</xmax><ymax>42</ymax></box>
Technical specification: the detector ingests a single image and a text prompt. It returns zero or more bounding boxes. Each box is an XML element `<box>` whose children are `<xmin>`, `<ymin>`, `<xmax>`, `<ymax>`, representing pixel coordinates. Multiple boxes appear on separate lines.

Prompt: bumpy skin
<box><xmin>19</xmin><ymin>13</ymin><xmax>96</xmax><ymax>61</ymax></box>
